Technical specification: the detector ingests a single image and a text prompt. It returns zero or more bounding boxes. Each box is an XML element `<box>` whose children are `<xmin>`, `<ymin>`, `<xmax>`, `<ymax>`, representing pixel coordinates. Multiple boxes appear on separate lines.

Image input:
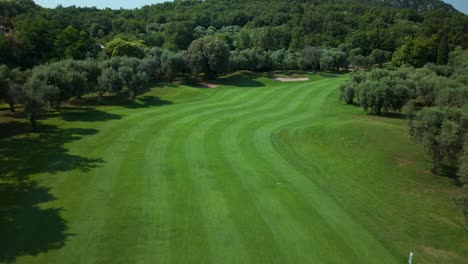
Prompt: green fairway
<box><xmin>1</xmin><ymin>72</ymin><xmax>467</xmax><ymax>263</ymax></box>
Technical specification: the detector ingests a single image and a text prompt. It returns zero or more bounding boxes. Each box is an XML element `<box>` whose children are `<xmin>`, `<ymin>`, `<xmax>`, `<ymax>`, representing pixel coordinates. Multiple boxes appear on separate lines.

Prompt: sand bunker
<box><xmin>197</xmin><ymin>82</ymin><xmax>219</xmax><ymax>88</ymax></box>
<box><xmin>273</xmin><ymin>77</ymin><xmax>309</xmax><ymax>82</ymax></box>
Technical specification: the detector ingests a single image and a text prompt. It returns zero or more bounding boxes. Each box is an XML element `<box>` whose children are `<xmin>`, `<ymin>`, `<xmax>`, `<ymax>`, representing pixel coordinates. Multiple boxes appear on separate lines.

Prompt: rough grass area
<box><xmin>1</xmin><ymin>72</ymin><xmax>467</xmax><ymax>263</ymax></box>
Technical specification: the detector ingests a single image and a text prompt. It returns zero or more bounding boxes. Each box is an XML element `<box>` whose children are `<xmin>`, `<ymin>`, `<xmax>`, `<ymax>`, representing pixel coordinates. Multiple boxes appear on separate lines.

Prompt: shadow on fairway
<box><xmin>60</xmin><ymin>107</ymin><xmax>123</xmax><ymax>122</ymax></box>
<box><xmin>0</xmin><ymin>125</ymin><xmax>104</xmax><ymax>179</ymax></box>
<box><xmin>68</xmin><ymin>94</ymin><xmax>172</xmax><ymax>110</ymax></box>
<box><xmin>219</xmin><ymin>71</ymin><xmax>265</xmax><ymax>88</ymax></box>
<box><xmin>0</xmin><ymin>125</ymin><xmax>104</xmax><ymax>261</ymax></box>
<box><xmin>0</xmin><ymin>121</ymin><xmax>28</xmax><ymax>140</ymax></box>
<box><xmin>0</xmin><ymin>182</ymin><xmax>71</xmax><ymax>263</ymax></box>
<box><xmin>381</xmin><ymin>112</ymin><xmax>407</xmax><ymax>120</ymax></box>
<box><xmin>438</xmin><ymin>164</ymin><xmax>463</xmax><ymax>186</ymax></box>
<box><xmin>360</xmin><ymin>112</ymin><xmax>407</xmax><ymax>120</ymax></box>
<box><xmin>123</xmin><ymin>96</ymin><xmax>172</xmax><ymax>109</ymax></box>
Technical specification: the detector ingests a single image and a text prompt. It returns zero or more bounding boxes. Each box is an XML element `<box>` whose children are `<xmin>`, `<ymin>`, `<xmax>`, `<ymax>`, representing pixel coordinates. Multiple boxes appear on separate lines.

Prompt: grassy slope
<box><xmin>0</xmin><ymin>72</ymin><xmax>467</xmax><ymax>263</ymax></box>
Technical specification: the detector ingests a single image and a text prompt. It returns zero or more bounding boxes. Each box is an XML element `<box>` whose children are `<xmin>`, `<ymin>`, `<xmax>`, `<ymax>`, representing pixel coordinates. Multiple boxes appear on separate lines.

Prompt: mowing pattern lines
<box><xmin>16</xmin><ymin>77</ymin><xmax>403</xmax><ymax>264</ymax></box>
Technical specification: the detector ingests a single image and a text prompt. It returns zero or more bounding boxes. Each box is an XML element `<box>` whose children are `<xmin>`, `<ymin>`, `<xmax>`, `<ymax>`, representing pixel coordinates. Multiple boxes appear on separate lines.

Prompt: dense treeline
<box><xmin>0</xmin><ymin>38</ymin><xmax>369</xmax><ymax>130</ymax></box>
<box><xmin>0</xmin><ymin>0</ymin><xmax>467</xmax><ymax>68</ymax></box>
<box><xmin>340</xmin><ymin>48</ymin><xmax>468</xmax><ymax>229</ymax></box>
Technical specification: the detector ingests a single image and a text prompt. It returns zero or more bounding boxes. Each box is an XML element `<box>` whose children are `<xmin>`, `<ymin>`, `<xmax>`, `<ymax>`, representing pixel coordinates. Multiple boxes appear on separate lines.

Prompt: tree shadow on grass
<box><xmin>438</xmin><ymin>164</ymin><xmax>463</xmax><ymax>187</ymax></box>
<box><xmin>380</xmin><ymin>112</ymin><xmax>407</xmax><ymax>120</ymax></box>
<box><xmin>0</xmin><ymin>125</ymin><xmax>104</xmax><ymax>179</ymax></box>
<box><xmin>219</xmin><ymin>71</ymin><xmax>265</xmax><ymax>88</ymax></box>
<box><xmin>152</xmin><ymin>82</ymin><xmax>179</xmax><ymax>89</ymax></box>
<box><xmin>0</xmin><ymin>181</ymin><xmax>71</xmax><ymax>263</ymax></box>
<box><xmin>0</xmin><ymin>121</ymin><xmax>28</xmax><ymax>140</ymax></box>
<box><xmin>60</xmin><ymin>107</ymin><xmax>123</xmax><ymax>122</ymax></box>
<box><xmin>122</xmin><ymin>96</ymin><xmax>172</xmax><ymax>109</ymax></box>
<box><xmin>0</xmin><ymin>125</ymin><xmax>104</xmax><ymax>261</ymax></box>
<box><xmin>68</xmin><ymin>91</ymin><xmax>172</xmax><ymax>110</ymax></box>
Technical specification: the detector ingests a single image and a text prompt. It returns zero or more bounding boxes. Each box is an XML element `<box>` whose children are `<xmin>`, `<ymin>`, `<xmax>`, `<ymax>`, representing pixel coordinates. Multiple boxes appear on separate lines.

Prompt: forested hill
<box><xmin>372</xmin><ymin>0</ymin><xmax>455</xmax><ymax>11</ymax></box>
<box><xmin>0</xmin><ymin>0</ymin><xmax>467</xmax><ymax>68</ymax></box>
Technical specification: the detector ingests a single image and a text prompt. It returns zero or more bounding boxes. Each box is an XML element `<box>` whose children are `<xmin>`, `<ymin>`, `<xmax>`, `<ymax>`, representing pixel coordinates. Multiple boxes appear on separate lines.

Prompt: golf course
<box><xmin>1</xmin><ymin>72</ymin><xmax>467</xmax><ymax>263</ymax></box>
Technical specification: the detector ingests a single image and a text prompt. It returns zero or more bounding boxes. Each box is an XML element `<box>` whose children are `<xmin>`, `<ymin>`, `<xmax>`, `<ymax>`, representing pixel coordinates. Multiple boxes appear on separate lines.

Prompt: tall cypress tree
<box><xmin>437</xmin><ymin>36</ymin><xmax>449</xmax><ymax>65</ymax></box>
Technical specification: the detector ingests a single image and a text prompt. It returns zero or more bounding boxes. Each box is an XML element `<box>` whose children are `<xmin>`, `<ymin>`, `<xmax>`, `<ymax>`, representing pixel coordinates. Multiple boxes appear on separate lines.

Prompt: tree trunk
<box><xmin>431</xmin><ymin>149</ymin><xmax>441</xmax><ymax>173</ymax></box>
<box><xmin>130</xmin><ymin>89</ymin><xmax>136</xmax><ymax>101</ymax></box>
<box><xmin>97</xmin><ymin>92</ymin><xmax>104</xmax><ymax>105</ymax></box>
<box><xmin>55</xmin><ymin>99</ymin><xmax>61</xmax><ymax>112</ymax></box>
<box><xmin>29</xmin><ymin>112</ymin><xmax>37</xmax><ymax>132</ymax></box>
<box><xmin>8</xmin><ymin>100</ymin><xmax>15</xmax><ymax>112</ymax></box>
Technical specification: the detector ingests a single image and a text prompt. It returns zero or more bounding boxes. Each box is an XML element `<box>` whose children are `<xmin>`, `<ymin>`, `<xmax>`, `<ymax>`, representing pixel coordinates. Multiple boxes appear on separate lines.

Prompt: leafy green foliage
<box><xmin>160</xmin><ymin>51</ymin><xmax>188</xmax><ymax>81</ymax></box>
<box><xmin>343</xmin><ymin>48</ymin><xmax>468</xmax><ymax>223</ymax></box>
<box><xmin>459</xmin><ymin>137</ymin><xmax>468</xmax><ymax>186</ymax></box>
<box><xmin>392</xmin><ymin>36</ymin><xmax>438</xmax><ymax>67</ymax></box>
<box><xmin>22</xmin><ymin>78</ymin><xmax>47</xmax><ymax>131</ymax></box>
<box><xmin>409</xmin><ymin>107</ymin><xmax>466</xmax><ymax>171</ymax></box>
<box><xmin>104</xmin><ymin>38</ymin><xmax>146</xmax><ymax>58</ymax></box>
<box><xmin>55</xmin><ymin>26</ymin><xmax>98</xmax><ymax>60</ymax></box>
<box><xmin>437</xmin><ymin>36</ymin><xmax>449</xmax><ymax>65</ymax></box>
<box><xmin>187</xmin><ymin>36</ymin><xmax>230</xmax><ymax>79</ymax></box>
<box><xmin>1</xmin><ymin>0</ymin><xmax>467</xmax><ymax>69</ymax></box>
<box><xmin>97</xmin><ymin>68</ymin><xmax>123</xmax><ymax>98</ymax></box>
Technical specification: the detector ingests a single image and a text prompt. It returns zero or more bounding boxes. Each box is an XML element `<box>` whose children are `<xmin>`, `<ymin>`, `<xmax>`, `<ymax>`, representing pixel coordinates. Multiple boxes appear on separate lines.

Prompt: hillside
<box><xmin>1</xmin><ymin>0</ymin><xmax>467</xmax><ymax>68</ymax></box>
<box><xmin>376</xmin><ymin>0</ymin><xmax>455</xmax><ymax>11</ymax></box>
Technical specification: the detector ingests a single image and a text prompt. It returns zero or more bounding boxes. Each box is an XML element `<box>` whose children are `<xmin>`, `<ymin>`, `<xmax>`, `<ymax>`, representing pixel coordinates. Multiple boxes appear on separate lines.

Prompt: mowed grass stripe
<box><xmin>45</xmin><ymin>89</ymin><xmax>250</xmax><ymax>263</ymax></box>
<box><xmin>216</xmin><ymin>78</ymin><xmax>357</xmax><ymax>263</ymax></box>
<box><xmin>89</xmin><ymin>76</ymin><xmax>340</xmax><ymax>262</ymax></box>
<box><xmin>101</xmin><ymin>83</ymin><xmax>291</xmax><ymax>263</ymax></box>
<box><xmin>240</xmin><ymin>77</ymin><xmax>398</xmax><ymax>262</ymax></box>
<box><xmin>179</xmin><ymin>83</ymin><xmax>313</xmax><ymax>263</ymax></box>
<box><xmin>9</xmin><ymin>74</ymin><xmax>464</xmax><ymax>264</ymax></box>
<box><xmin>150</xmin><ymin>84</ymin><xmax>297</xmax><ymax>263</ymax></box>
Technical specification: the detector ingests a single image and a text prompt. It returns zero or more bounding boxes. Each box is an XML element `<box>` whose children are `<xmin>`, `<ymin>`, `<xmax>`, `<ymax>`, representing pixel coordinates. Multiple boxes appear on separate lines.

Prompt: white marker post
<box><xmin>408</xmin><ymin>252</ymin><xmax>413</xmax><ymax>264</ymax></box>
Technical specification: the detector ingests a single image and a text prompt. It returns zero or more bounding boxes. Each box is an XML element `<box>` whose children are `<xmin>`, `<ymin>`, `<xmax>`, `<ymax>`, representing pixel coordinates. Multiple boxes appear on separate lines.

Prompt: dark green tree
<box><xmin>409</xmin><ymin>107</ymin><xmax>466</xmax><ymax>172</ymax></box>
<box><xmin>22</xmin><ymin>79</ymin><xmax>48</xmax><ymax>131</ymax></box>
<box><xmin>104</xmin><ymin>38</ymin><xmax>146</xmax><ymax>58</ymax></box>
<box><xmin>160</xmin><ymin>51</ymin><xmax>188</xmax><ymax>81</ymax></box>
<box><xmin>187</xmin><ymin>36</ymin><xmax>230</xmax><ymax>79</ymax></box>
<box><xmin>436</xmin><ymin>36</ymin><xmax>449</xmax><ymax>65</ymax></box>
<box><xmin>301</xmin><ymin>46</ymin><xmax>324</xmax><ymax>71</ymax></box>
<box><xmin>97</xmin><ymin>68</ymin><xmax>123</xmax><ymax>103</ymax></box>
<box><xmin>369</xmin><ymin>49</ymin><xmax>392</xmax><ymax>68</ymax></box>
<box><xmin>459</xmin><ymin>137</ymin><xmax>468</xmax><ymax>186</ymax></box>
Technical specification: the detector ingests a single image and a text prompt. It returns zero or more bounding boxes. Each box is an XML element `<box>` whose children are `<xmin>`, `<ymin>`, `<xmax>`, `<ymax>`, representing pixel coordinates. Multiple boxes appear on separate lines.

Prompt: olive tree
<box><xmin>187</xmin><ymin>36</ymin><xmax>230</xmax><ymax>79</ymax></box>
<box><xmin>22</xmin><ymin>79</ymin><xmax>49</xmax><ymax>131</ymax></box>
<box><xmin>160</xmin><ymin>51</ymin><xmax>188</xmax><ymax>81</ymax></box>
<box><xmin>409</xmin><ymin>107</ymin><xmax>466</xmax><ymax>172</ymax></box>
<box><xmin>29</xmin><ymin>63</ymin><xmax>86</xmax><ymax>111</ymax></box>
<box><xmin>97</xmin><ymin>67</ymin><xmax>123</xmax><ymax>103</ymax></box>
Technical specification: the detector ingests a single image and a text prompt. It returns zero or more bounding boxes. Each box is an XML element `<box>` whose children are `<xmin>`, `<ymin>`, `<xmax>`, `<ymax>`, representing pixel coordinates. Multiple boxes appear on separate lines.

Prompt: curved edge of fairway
<box><xmin>216</xmin><ymin>76</ymin><xmax>398</xmax><ymax>263</ymax></box>
<box><xmin>12</xmin><ymin>73</ymin><xmax>459</xmax><ymax>264</ymax></box>
<box><xmin>269</xmin><ymin>80</ymin><xmax>468</xmax><ymax>263</ymax></box>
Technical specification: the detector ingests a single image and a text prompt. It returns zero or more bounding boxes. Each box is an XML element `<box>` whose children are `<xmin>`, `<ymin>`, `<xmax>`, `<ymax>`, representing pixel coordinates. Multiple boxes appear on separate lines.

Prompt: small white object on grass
<box><xmin>408</xmin><ymin>252</ymin><xmax>413</xmax><ymax>264</ymax></box>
